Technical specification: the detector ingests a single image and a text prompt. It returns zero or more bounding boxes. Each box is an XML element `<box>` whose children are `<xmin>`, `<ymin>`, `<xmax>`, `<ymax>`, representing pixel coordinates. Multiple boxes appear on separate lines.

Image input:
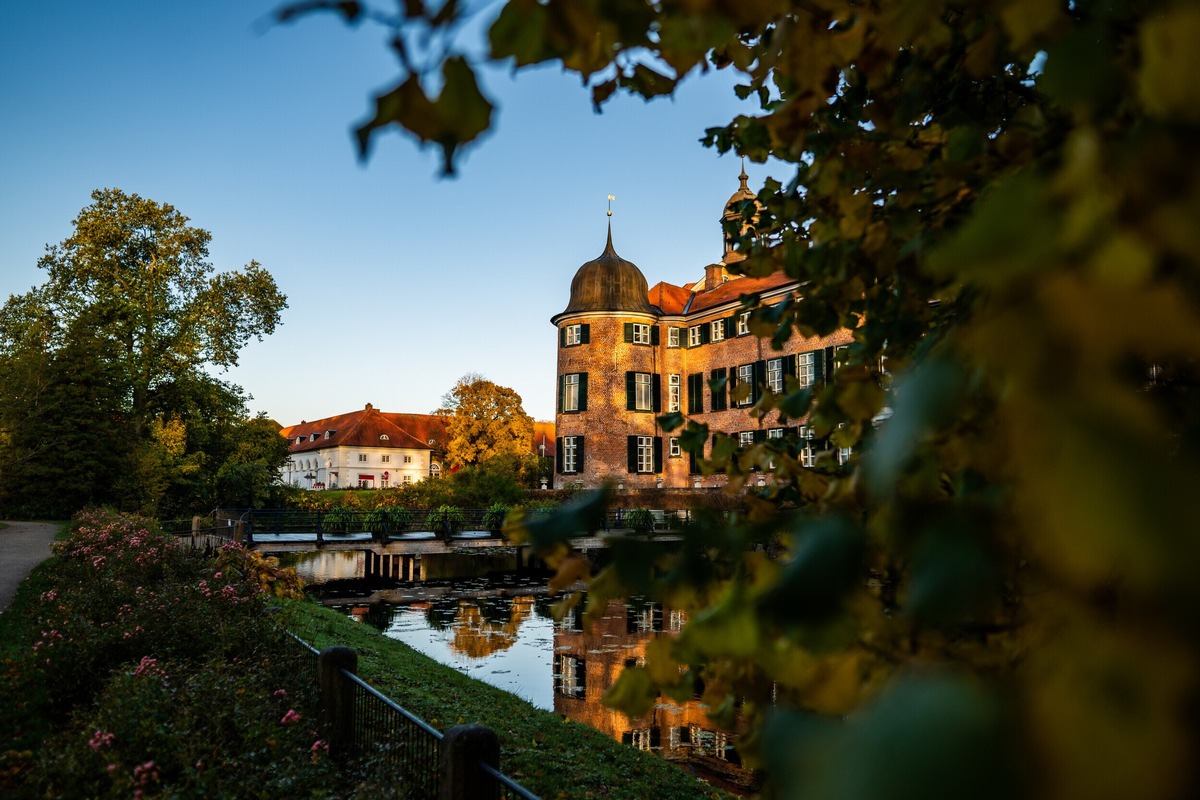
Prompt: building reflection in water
<box><xmin>301</xmin><ymin>550</ymin><xmax>760</xmax><ymax>794</ymax></box>
<box><xmin>551</xmin><ymin>598</ymin><xmax>760</xmax><ymax>796</ymax></box>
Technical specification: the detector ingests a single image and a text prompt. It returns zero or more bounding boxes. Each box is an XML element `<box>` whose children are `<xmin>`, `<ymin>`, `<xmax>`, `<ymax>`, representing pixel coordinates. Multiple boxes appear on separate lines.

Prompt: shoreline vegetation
<box><xmin>0</xmin><ymin>510</ymin><xmax>727</xmax><ymax>799</ymax></box>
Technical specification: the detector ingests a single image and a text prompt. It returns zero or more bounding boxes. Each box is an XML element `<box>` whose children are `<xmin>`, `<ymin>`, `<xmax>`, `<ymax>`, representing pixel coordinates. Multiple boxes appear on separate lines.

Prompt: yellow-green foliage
<box><xmin>301</xmin><ymin>1</ymin><xmax>1200</xmax><ymax>798</ymax></box>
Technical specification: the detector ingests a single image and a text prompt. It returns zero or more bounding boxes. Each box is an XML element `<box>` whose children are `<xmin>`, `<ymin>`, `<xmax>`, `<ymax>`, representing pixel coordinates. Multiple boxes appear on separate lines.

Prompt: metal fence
<box><xmin>293</xmin><ymin>636</ymin><xmax>539</xmax><ymax>800</ymax></box>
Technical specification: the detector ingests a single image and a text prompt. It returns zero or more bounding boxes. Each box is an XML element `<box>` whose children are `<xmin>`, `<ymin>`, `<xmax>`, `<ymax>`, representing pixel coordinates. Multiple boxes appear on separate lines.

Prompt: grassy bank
<box><xmin>281</xmin><ymin>598</ymin><xmax>728</xmax><ymax>800</ymax></box>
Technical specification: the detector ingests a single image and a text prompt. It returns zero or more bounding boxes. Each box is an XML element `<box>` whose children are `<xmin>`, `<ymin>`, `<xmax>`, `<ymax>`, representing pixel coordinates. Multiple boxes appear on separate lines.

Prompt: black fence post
<box><xmin>439</xmin><ymin>724</ymin><xmax>500</xmax><ymax>800</ymax></box>
<box><xmin>318</xmin><ymin>646</ymin><xmax>357</xmax><ymax>761</ymax></box>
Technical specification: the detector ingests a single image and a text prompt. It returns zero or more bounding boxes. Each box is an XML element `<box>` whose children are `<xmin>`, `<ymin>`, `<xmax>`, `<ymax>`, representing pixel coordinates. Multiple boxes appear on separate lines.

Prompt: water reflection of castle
<box><xmin>553</xmin><ymin>599</ymin><xmax>759</xmax><ymax>795</ymax></box>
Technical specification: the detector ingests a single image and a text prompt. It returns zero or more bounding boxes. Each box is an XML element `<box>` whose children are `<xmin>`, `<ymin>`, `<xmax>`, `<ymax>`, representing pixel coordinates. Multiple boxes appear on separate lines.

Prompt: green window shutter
<box><xmin>653</xmin><ymin>437</ymin><xmax>663</xmax><ymax>473</ymax></box>
<box><xmin>784</xmin><ymin>354</ymin><xmax>797</xmax><ymax>379</ymax></box>
<box><xmin>651</xmin><ymin>326</ymin><xmax>660</xmax><ymax>346</ymax></box>
<box><xmin>626</xmin><ymin>371</ymin><xmax>636</xmax><ymax>411</ymax></box>
<box><xmin>753</xmin><ymin>360</ymin><xmax>766</xmax><ymax>404</ymax></box>
<box><xmin>652</xmin><ymin>374</ymin><xmax>662</xmax><ymax>412</ymax></box>
<box><xmin>578</xmin><ymin>373</ymin><xmax>588</xmax><ymax>411</ymax></box>
<box><xmin>754</xmin><ymin>429</ymin><xmax>767</xmax><ymax>443</ymax></box>
<box><xmin>700</xmin><ymin>324</ymin><xmax>711</xmax><ymax>345</ymax></box>
<box><xmin>559</xmin><ymin>327</ymin><xmax>566</xmax><ymax>347</ymax></box>
<box><xmin>711</xmin><ymin>368</ymin><xmax>727</xmax><ymax>411</ymax></box>
<box><xmin>580</xmin><ymin>324</ymin><xmax>590</xmax><ymax>344</ymax></box>
<box><xmin>577</xmin><ymin>437</ymin><xmax>585</xmax><ymax>470</ymax></box>
<box><xmin>557</xmin><ymin>375</ymin><xmax>563</xmax><ymax>414</ymax></box>
<box><xmin>824</xmin><ymin>346</ymin><xmax>836</xmax><ymax>382</ymax></box>
<box><xmin>624</xmin><ymin>323</ymin><xmax>634</xmax><ymax>343</ymax></box>
<box><xmin>627</xmin><ymin>436</ymin><xmax>637</xmax><ymax>473</ymax></box>
<box><xmin>688</xmin><ymin>373</ymin><xmax>702</xmax><ymax>413</ymax></box>
<box><xmin>555</xmin><ymin>437</ymin><xmax>563</xmax><ymax>474</ymax></box>
<box><xmin>689</xmin><ymin>450</ymin><xmax>699</xmax><ymax>474</ymax></box>
<box><xmin>812</xmin><ymin>349</ymin><xmax>825</xmax><ymax>384</ymax></box>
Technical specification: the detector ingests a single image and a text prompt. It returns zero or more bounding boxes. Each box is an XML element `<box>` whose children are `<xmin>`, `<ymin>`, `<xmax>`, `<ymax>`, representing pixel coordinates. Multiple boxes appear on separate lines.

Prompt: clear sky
<box><xmin>0</xmin><ymin>1</ymin><xmax>772</xmax><ymax>425</ymax></box>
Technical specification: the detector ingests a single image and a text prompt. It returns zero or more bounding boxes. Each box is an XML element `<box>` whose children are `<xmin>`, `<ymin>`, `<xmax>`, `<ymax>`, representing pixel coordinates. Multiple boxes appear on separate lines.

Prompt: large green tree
<box><xmin>288</xmin><ymin>2</ymin><xmax>1200</xmax><ymax>798</ymax></box>
<box><xmin>0</xmin><ymin>189</ymin><xmax>289</xmax><ymax>518</ymax></box>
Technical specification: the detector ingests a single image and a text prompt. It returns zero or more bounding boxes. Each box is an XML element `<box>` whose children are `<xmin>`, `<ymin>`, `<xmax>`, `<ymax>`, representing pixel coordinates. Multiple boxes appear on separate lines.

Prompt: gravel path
<box><xmin>0</xmin><ymin>521</ymin><xmax>60</xmax><ymax>613</ymax></box>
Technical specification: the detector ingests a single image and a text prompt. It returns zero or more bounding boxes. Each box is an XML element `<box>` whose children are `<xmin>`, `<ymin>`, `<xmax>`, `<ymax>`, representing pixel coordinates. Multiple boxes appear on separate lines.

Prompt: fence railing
<box><xmin>164</xmin><ymin>508</ymin><xmax>712</xmax><ymax>547</ymax></box>
<box><xmin>295</xmin><ymin>636</ymin><xmax>539</xmax><ymax>800</ymax></box>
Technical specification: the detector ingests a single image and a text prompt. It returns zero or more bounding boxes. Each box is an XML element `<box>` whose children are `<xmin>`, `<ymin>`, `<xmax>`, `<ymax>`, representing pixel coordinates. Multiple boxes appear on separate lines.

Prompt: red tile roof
<box><xmin>648</xmin><ymin>281</ymin><xmax>693</xmax><ymax>315</ymax></box>
<box><xmin>279</xmin><ymin>405</ymin><xmax>449</xmax><ymax>455</ymax></box>
<box><xmin>686</xmin><ymin>272</ymin><xmax>795</xmax><ymax>313</ymax></box>
<box><xmin>643</xmin><ymin>272</ymin><xmax>796</xmax><ymax>318</ymax></box>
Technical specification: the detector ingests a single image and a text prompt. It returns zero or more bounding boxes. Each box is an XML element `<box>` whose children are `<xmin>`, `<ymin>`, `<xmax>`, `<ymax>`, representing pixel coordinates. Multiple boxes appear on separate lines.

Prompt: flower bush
<box><xmin>0</xmin><ymin>508</ymin><xmax>340</xmax><ymax>798</ymax></box>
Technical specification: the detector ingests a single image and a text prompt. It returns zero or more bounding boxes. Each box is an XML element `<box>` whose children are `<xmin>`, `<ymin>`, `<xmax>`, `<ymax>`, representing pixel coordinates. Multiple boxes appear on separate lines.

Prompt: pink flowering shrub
<box><xmin>1</xmin><ymin>509</ymin><xmax>337</xmax><ymax>798</ymax></box>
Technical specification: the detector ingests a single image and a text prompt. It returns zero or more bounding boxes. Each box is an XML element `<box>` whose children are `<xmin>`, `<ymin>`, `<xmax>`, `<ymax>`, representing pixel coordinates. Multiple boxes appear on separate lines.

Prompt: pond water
<box><xmin>283</xmin><ymin>550</ymin><xmax>760</xmax><ymax>795</ymax></box>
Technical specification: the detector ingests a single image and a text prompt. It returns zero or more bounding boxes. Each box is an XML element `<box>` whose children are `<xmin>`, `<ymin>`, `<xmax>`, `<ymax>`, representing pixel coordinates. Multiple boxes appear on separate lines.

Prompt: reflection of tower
<box><xmin>551</xmin><ymin>598</ymin><xmax>757</xmax><ymax>793</ymax></box>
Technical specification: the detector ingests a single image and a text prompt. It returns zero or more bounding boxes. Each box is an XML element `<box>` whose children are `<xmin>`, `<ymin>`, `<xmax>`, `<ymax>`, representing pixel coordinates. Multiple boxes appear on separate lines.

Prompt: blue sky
<box><xmin>0</xmin><ymin>1</ymin><xmax>772</xmax><ymax>424</ymax></box>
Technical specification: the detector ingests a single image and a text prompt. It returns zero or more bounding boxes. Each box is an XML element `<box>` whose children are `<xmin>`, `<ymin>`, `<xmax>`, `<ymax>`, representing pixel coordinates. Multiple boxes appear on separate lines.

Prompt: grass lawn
<box><xmin>281</xmin><ymin>598</ymin><xmax>731</xmax><ymax>800</ymax></box>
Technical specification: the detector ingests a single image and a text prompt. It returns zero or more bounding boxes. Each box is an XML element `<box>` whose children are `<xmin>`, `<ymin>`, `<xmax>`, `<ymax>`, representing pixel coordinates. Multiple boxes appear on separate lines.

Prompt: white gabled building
<box><xmin>279</xmin><ymin>403</ymin><xmax>447</xmax><ymax>490</ymax></box>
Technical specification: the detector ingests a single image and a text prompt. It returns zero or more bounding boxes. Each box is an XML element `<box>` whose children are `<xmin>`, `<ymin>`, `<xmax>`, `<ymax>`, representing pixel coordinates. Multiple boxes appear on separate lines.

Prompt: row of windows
<box><xmin>559</xmin><ymin>313</ymin><xmax>756</xmax><ymax>350</ymax></box>
<box><xmin>558</xmin><ymin>348</ymin><xmax>835</xmax><ymax>415</ymax></box>
<box><xmin>354</xmin><ymin>454</ymin><xmax>415</xmax><ymax>463</ymax></box>
<box><xmin>556</xmin><ymin>429</ymin><xmax>850</xmax><ymax>475</ymax></box>
<box><xmin>294</xmin><ymin>429</ymin><xmax>337</xmax><ymax>444</ymax></box>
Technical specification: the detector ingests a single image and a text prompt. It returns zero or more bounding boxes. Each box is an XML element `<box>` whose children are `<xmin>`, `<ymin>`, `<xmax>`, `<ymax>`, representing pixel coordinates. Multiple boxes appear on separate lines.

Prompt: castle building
<box><xmin>550</xmin><ymin>171</ymin><xmax>854</xmax><ymax>489</ymax></box>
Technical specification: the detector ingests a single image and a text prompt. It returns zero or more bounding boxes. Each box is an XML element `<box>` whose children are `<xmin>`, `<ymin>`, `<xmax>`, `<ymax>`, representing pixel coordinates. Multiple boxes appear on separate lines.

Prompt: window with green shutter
<box><xmin>710</xmin><ymin>368</ymin><xmax>728</xmax><ymax>411</ymax></box>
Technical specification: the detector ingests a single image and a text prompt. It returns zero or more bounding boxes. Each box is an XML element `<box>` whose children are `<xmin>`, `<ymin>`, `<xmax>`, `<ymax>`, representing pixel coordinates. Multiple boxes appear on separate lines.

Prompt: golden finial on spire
<box><xmin>607</xmin><ymin>194</ymin><xmax>614</xmax><ymax>217</ymax></box>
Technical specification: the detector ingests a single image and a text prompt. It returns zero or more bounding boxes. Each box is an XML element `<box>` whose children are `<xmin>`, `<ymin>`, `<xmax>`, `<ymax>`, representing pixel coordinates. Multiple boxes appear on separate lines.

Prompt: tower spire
<box><xmin>606</xmin><ymin>194</ymin><xmax>615</xmax><ymax>248</ymax></box>
<box><xmin>606</xmin><ymin>194</ymin><xmax>615</xmax><ymax>252</ymax></box>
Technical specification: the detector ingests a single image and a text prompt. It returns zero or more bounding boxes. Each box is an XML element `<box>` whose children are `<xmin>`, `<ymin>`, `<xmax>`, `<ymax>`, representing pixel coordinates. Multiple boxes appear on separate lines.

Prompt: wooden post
<box><xmin>439</xmin><ymin>724</ymin><xmax>499</xmax><ymax>800</ymax></box>
<box><xmin>318</xmin><ymin>646</ymin><xmax>358</xmax><ymax>761</ymax></box>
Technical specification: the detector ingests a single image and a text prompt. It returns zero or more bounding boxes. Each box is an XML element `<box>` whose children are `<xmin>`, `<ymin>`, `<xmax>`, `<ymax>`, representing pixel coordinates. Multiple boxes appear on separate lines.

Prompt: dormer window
<box><xmin>325</xmin><ymin>430</ymin><xmax>335</xmax><ymax>439</ymax></box>
<box><xmin>294</xmin><ymin>436</ymin><xmax>304</xmax><ymax>445</ymax></box>
<box><xmin>379</xmin><ymin>434</ymin><xmax>390</xmax><ymax>441</ymax></box>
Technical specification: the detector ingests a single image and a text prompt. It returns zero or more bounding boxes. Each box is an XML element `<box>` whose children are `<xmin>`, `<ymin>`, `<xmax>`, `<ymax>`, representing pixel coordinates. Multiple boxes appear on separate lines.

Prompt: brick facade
<box><xmin>551</xmin><ymin>177</ymin><xmax>854</xmax><ymax>489</ymax></box>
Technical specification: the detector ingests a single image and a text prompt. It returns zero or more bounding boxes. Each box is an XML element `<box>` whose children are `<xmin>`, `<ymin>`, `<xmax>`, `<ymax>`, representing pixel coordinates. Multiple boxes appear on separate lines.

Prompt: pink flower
<box><xmin>311</xmin><ymin>739</ymin><xmax>328</xmax><ymax>752</ymax></box>
<box><xmin>133</xmin><ymin>760</ymin><xmax>158</xmax><ymax>787</ymax></box>
<box><xmin>280</xmin><ymin>709</ymin><xmax>301</xmax><ymax>725</ymax></box>
<box><xmin>89</xmin><ymin>729</ymin><xmax>115</xmax><ymax>751</ymax></box>
<box><xmin>272</xmin><ymin>688</ymin><xmax>287</xmax><ymax>698</ymax></box>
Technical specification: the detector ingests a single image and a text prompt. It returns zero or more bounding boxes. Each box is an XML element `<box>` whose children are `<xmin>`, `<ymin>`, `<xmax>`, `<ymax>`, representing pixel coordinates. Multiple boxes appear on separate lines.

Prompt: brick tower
<box><xmin>551</xmin><ymin>221</ymin><xmax>664</xmax><ymax>488</ymax></box>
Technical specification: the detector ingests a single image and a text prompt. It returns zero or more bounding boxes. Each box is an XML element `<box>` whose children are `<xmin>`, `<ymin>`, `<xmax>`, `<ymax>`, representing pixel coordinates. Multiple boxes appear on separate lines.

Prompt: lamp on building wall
<box><xmin>656</xmin><ymin>477</ymin><xmax>664</xmax><ymax>489</ymax></box>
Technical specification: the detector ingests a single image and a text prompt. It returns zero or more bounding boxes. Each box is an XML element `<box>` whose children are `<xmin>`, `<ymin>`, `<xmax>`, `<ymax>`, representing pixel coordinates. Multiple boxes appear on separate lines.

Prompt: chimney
<box><xmin>704</xmin><ymin>263</ymin><xmax>725</xmax><ymax>291</ymax></box>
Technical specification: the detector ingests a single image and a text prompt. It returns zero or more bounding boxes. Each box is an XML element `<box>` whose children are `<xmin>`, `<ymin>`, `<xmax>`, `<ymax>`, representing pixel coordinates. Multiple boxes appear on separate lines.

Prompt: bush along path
<box><xmin>0</xmin><ymin>509</ymin><xmax>338</xmax><ymax>799</ymax></box>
